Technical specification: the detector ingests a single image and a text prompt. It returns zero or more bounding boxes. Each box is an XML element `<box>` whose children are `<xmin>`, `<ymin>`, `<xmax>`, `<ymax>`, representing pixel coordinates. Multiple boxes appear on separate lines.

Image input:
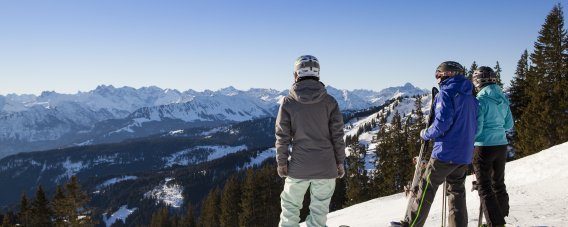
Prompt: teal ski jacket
<box><xmin>474</xmin><ymin>84</ymin><xmax>514</xmax><ymax>146</ymax></box>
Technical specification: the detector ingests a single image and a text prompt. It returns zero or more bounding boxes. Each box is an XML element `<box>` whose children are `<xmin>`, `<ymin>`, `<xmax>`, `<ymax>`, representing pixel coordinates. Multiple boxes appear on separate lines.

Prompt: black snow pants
<box><xmin>404</xmin><ymin>158</ymin><xmax>468</xmax><ymax>227</ymax></box>
<box><xmin>472</xmin><ymin>145</ymin><xmax>509</xmax><ymax>226</ymax></box>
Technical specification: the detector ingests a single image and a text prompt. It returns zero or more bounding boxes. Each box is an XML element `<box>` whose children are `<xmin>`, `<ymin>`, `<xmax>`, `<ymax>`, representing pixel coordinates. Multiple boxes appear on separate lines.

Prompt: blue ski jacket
<box><xmin>421</xmin><ymin>75</ymin><xmax>478</xmax><ymax>164</ymax></box>
<box><xmin>474</xmin><ymin>84</ymin><xmax>514</xmax><ymax>146</ymax></box>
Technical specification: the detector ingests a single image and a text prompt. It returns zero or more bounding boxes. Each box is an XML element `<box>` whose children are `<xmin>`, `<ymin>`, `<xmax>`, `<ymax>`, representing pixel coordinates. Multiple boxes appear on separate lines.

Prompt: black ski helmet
<box><xmin>435</xmin><ymin>61</ymin><xmax>464</xmax><ymax>83</ymax></box>
<box><xmin>472</xmin><ymin>66</ymin><xmax>497</xmax><ymax>91</ymax></box>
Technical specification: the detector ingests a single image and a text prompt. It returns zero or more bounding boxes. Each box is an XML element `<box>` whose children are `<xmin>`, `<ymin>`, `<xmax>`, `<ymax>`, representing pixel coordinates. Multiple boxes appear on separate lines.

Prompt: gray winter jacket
<box><xmin>275</xmin><ymin>79</ymin><xmax>346</xmax><ymax>179</ymax></box>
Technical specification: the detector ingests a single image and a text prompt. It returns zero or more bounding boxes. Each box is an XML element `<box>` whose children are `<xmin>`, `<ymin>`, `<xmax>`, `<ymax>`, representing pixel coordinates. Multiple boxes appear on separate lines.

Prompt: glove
<box><xmin>420</xmin><ymin>129</ymin><xmax>429</xmax><ymax>141</ymax></box>
<box><xmin>277</xmin><ymin>165</ymin><xmax>288</xmax><ymax>178</ymax></box>
<box><xmin>337</xmin><ymin>164</ymin><xmax>345</xmax><ymax>178</ymax></box>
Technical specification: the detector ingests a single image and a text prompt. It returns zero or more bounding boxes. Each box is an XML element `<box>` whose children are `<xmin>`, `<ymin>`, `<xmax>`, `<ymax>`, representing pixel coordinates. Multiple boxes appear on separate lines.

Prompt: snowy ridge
<box><xmin>0</xmin><ymin>153</ymin><xmax>130</xmax><ymax>183</ymax></box>
<box><xmin>164</xmin><ymin>145</ymin><xmax>248</xmax><ymax>167</ymax></box>
<box><xmin>301</xmin><ymin>142</ymin><xmax>568</xmax><ymax>227</ymax></box>
<box><xmin>97</xmin><ymin>176</ymin><xmax>138</xmax><ymax>189</ymax></box>
<box><xmin>345</xmin><ymin>94</ymin><xmax>432</xmax><ymax>138</ymax></box>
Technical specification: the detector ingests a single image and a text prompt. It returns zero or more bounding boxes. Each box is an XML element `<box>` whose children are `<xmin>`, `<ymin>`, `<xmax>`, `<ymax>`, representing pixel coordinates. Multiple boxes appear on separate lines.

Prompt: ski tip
<box><xmin>388</xmin><ymin>221</ymin><xmax>404</xmax><ymax>227</ymax></box>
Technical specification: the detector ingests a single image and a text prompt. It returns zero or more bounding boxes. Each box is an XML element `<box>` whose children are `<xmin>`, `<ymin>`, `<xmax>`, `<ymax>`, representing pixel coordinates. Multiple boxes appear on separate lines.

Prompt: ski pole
<box><xmin>472</xmin><ymin>180</ymin><xmax>484</xmax><ymax>227</ymax></box>
<box><xmin>478</xmin><ymin>203</ymin><xmax>483</xmax><ymax>227</ymax></box>
<box><xmin>441</xmin><ymin>180</ymin><xmax>447</xmax><ymax>227</ymax></box>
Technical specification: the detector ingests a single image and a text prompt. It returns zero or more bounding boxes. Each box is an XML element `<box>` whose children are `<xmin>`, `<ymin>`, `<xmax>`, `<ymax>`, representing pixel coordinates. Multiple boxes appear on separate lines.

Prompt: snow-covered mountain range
<box><xmin>0</xmin><ymin>83</ymin><xmax>427</xmax><ymax>157</ymax></box>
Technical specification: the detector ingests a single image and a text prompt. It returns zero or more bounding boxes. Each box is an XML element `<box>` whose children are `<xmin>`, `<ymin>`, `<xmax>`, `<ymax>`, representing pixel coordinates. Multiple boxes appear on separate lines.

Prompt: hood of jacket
<box><xmin>440</xmin><ymin>74</ymin><xmax>473</xmax><ymax>95</ymax></box>
<box><xmin>477</xmin><ymin>84</ymin><xmax>509</xmax><ymax>105</ymax></box>
<box><xmin>289</xmin><ymin>79</ymin><xmax>327</xmax><ymax>104</ymax></box>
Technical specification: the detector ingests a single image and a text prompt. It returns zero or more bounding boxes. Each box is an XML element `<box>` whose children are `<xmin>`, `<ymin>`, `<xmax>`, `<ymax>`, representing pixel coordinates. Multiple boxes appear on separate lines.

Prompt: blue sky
<box><xmin>0</xmin><ymin>1</ymin><xmax>564</xmax><ymax>95</ymax></box>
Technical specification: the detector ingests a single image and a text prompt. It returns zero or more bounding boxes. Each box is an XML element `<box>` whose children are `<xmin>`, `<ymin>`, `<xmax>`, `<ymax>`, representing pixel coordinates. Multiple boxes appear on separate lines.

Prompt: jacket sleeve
<box><xmin>329</xmin><ymin>99</ymin><xmax>346</xmax><ymax>164</ymax></box>
<box><xmin>475</xmin><ymin>99</ymin><xmax>485</xmax><ymax>139</ymax></box>
<box><xmin>423</xmin><ymin>91</ymin><xmax>455</xmax><ymax>140</ymax></box>
<box><xmin>504</xmin><ymin>105</ymin><xmax>514</xmax><ymax>130</ymax></box>
<box><xmin>275</xmin><ymin>100</ymin><xmax>292</xmax><ymax>167</ymax></box>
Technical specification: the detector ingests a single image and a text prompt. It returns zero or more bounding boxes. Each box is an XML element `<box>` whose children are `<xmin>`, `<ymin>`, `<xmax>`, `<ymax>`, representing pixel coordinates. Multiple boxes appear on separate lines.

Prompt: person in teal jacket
<box><xmin>471</xmin><ymin>66</ymin><xmax>514</xmax><ymax>227</ymax></box>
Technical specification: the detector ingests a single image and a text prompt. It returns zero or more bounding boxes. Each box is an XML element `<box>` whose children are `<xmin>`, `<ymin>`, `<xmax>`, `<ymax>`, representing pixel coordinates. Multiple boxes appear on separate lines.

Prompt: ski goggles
<box><xmin>435</xmin><ymin>70</ymin><xmax>460</xmax><ymax>79</ymax></box>
<box><xmin>294</xmin><ymin>61</ymin><xmax>320</xmax><ymax>71</ymax></box>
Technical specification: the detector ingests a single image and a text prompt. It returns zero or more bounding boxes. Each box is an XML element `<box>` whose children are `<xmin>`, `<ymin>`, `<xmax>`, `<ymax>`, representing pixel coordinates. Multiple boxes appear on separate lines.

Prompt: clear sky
<box><xmin>0</xmin><ymin>1</ymin><xmax>565</xmax><ymax>95</ymax></box>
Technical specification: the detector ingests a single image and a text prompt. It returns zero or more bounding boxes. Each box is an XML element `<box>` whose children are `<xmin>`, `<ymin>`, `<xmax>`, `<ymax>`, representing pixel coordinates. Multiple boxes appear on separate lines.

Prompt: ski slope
<box><xmin>302</xmin><ymin>142</ymin><xmax>568</xmax><ymax>227</ymax></box>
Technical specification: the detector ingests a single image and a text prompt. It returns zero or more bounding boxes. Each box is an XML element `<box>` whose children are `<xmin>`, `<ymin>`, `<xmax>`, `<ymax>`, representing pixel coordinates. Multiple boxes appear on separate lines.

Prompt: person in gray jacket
<box><xmin>276</xmin><ymin>55</ymin><xmax>346</xmax><ymax>227</ymax></box>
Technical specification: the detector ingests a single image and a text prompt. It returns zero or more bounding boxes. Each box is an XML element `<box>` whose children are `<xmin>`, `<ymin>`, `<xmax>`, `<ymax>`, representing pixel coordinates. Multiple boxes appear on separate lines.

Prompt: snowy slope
<box><xmin>102</xmin><ymin>205</ymin><xmax>137</xmax><ymax>227</ymax></box>
<box><xmin>302</xmin><ymin>142</ymin><xmax>568</xmax><ymax>227</ymax></box>
<box><xmin>345</xmin><ymin>95</ymin><xmax>433</xmax><ymax>170</ymax></box>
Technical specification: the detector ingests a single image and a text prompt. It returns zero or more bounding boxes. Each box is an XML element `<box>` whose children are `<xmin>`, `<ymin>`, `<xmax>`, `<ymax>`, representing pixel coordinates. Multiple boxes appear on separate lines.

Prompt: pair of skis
<box><xmin>390</xmin><ymin>87</ymin><xmax>440</xmax><ymax>227</ymax></box>
<box><xmin>405</xmin><ymin>87</ymin><xmax>439</xmax><ymax>199</ymax></box>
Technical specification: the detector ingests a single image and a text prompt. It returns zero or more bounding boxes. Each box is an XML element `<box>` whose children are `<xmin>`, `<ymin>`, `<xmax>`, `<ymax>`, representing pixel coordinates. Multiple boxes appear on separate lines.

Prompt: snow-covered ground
<box><xmin>301</xmin><ymin>142</ymin><xmax>568</xmax><ymax>227</ymax></box>
<box><xmin>144</xmin><ymin>177</ymin><xmax>184</xmax><ymax>208</ymax></box>
<box><xmin>102</xmin><ymin>205</ymin><xmax>137</xmax><ymax>227</ymax></box>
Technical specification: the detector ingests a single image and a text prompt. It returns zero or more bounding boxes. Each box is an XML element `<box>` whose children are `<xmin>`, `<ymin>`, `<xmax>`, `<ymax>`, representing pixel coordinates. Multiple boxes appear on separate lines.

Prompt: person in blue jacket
<box><xmin>392</xmin><ymin>61</ymin><xmax>478</xmax><ymax>227</ymax></box>
<box><xmin>471</xmin><ymin>66</ymin><xmax>513</xmax><ymax>227</ymax></box>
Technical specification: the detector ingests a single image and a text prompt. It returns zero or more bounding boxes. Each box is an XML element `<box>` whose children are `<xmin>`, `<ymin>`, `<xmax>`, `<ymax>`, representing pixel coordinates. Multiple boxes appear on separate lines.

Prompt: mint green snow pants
<box><xmin>278</xmin><ymin>177</ymin><xmax>336</xmax><ymax>227</ymax></box>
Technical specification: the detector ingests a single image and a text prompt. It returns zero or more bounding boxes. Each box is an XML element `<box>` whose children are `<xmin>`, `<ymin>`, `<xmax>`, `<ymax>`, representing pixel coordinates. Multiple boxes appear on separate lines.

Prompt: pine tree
<box><xmin>409</xmin><ymin>95</ymin><xmax>425</xmax><ymax>151</ymax></box>
<box><xmin>509</xmin><ymin>50</ymin><xmax>530</xmax><ymax>121</ymax></box>
<box><xmin>30</xmin><ymin>185</ymin><xmax>52</xmax><ymax>227</ymax></box>
<box><xmin>17</xmin><ymin>193</ymin><xmax>31</xmax><ymax>227</ymax></box>
<box><xmin>239</xmin><ymin>169</ymin><xmax>257</xmax><ymax>227</ymax></box>
<box><xmin>516</xmin><ymin>4</ymin><xmax>568</xmax><ymax>157</ymax></box>
<box><xmin>375</xmin><ymin>112</ymin><xmax>408</xmax><ymax>196</ymax></box>
<box><xmin>170</xmin><ymin>215</ymin><xmax>181</xmax><ymax>227</ymax></box>
<box><xmin>374</xmin><ymin>127</ymin><xmax>394</xmax><ymax>197</ymax></box>
<box><xmin>1</xmin><ymin>213</ymin><xmax>12</xmax><ymax>227</ymax></box>
<box><xmin>494</xmin><ymin>61</ymin><xmax>504</xmax><ymax>88</ymax></box>
<box><xmin>64</xmin><ymin>176</ymin><xmax>92</xmax><ymax>226</ymax></box>
<box><xmin>220</xmin><ymin>176</ymin><xmax>241</xmax><ymax>227</ymax></box>
<box><xmin>52</xmin><ymin>186</ymin><xmax>69</xmax><ymax>226</ymax></box>
<box><xmin>113</xmin><ymin>219</ymin><xmax>126</xmax><ymax>226</ymax></box>
<box><xmin>344</xmin><ymin>133</ymin><xmax>370</xmax><ymax>206</ymax></box>
<box><xmin>467</xmin><ymin>61</ymin><xmax>478</xmax><ymax>81</ymax></box>
<box><xmin>400</xmin><ymin>115</ymin><xmax>414</xmax><ymax>190</ymax></box>
<box><xmin>181</xmin><ymin>203</ymin><xmax>197</xmax><ymax>227</ymax></box>
<box><xmin>150</xmin><ymin>207</ymin><xmax>171</xmax><ymax>227</ymax></box>
<box><xmin>394</xmin><ymin>112</ymin><xmax>412</xmax><ymax>192</ymax></box>
<box><xmin>199</xmin><ymin>188</ymin><xmax>221</xmax><ymax>227</ymax></box>
<box><xmin>255</xmin><ymin>166</ymin><xmax>282</xmax><ymax>226</ymax></box>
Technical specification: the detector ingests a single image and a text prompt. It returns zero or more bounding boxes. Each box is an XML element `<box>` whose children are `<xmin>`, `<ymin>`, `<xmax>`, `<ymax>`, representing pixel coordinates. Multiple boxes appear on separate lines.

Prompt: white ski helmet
<box><xmin>294</xmin><ymin>55</ymin><xmax>320</xmax><ymax>79</ymax></box>
<box><xmin>472</xmin><ymin>66</ymin><xmax>497</xmax><ymax>91</ymax></box>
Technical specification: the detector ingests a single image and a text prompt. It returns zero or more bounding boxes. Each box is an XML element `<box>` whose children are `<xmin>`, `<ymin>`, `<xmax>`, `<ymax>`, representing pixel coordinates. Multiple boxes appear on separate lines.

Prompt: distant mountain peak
<box><xmin>218</xmin><ymin>86</ymin><xmax>240</xmax><ymax>96</ymax></box>
<box><xmin>95</xmin><ymin>84</ymin><xmax>116</xmax><ymax>91</ymax></box>
<box><xmin>39</xmin><ymin>90</ymin><xmax>57</xmax><ymax>98</ymax></box>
